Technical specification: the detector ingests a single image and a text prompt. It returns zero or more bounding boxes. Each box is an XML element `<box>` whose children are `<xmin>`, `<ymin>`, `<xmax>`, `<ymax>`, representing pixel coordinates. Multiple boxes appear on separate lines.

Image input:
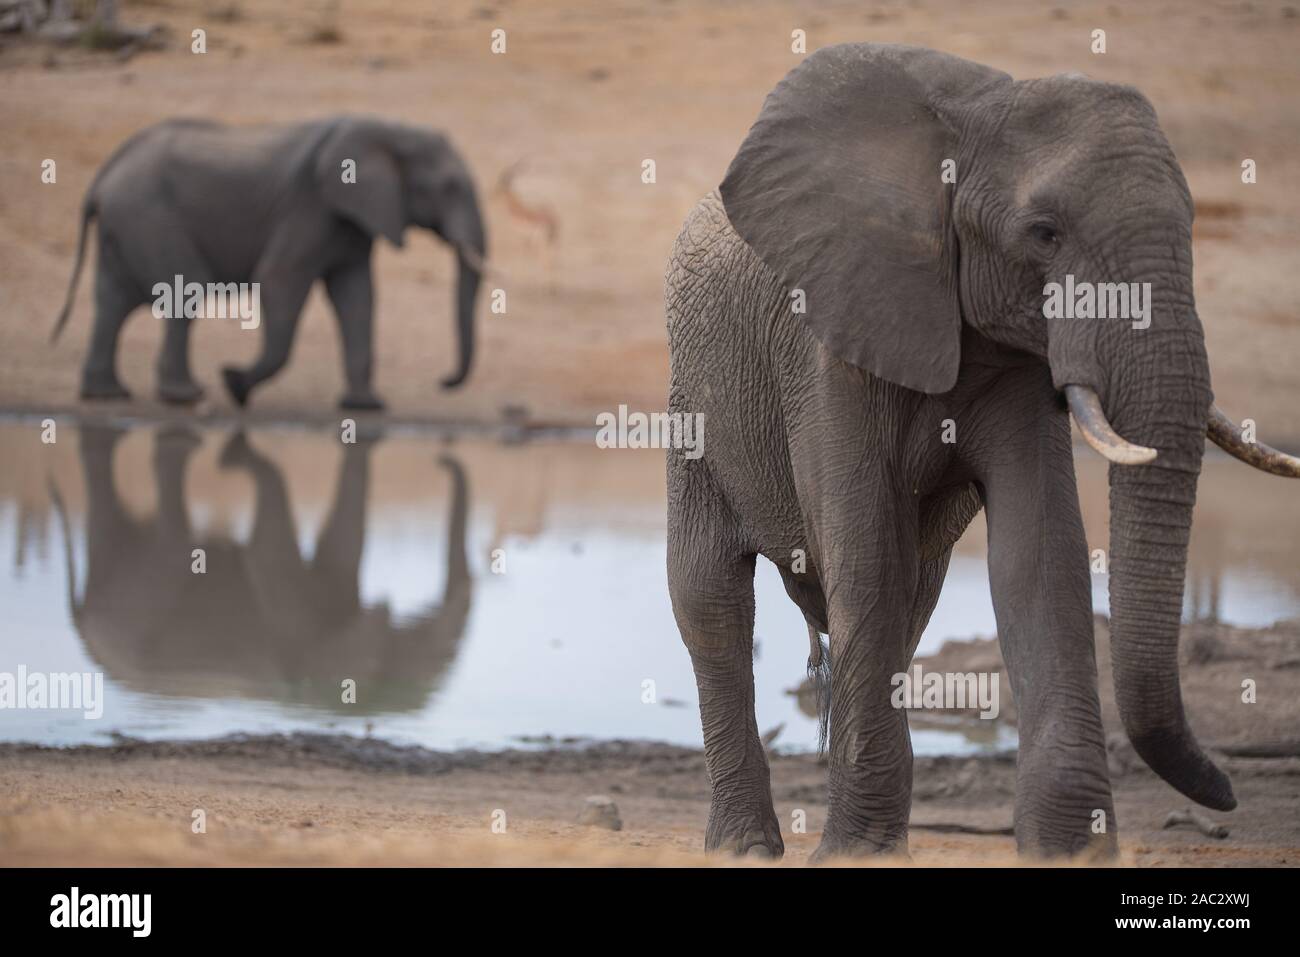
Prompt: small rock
<box><xmin>577</xmin><ymin>795</ymin><xmax>622</xmax><ymax>831</ymax></box>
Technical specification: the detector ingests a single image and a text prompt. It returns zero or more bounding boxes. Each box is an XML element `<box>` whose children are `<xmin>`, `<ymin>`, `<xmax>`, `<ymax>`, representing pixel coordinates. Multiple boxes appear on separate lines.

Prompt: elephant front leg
<box><xmin>156</xmin><ymin>314</ymin><xmax>204</xmax><ymax>405</ymax></box>
<box><xmin>325</xmin><ymin>260</ymin><xmax>385</xmax><ymax>411</ymax></box>
<box><xmin>667</xmin><ymin>487</ymin><xmax>781</xmax><ymax>856</ymax></box>
<box><xmin>221</xmin><ymin>271</ymin><xmax>314</xmax><ymax>408</ymax></box>
<box><xmin>812</xmin><ymin>534</ymin><xmax>919</xmax><ymax>862</ymax></box>
<box><xmin>974</xmin><ymin>382</ymin><xmax>1116</xmax><ymax>857</ymax></box>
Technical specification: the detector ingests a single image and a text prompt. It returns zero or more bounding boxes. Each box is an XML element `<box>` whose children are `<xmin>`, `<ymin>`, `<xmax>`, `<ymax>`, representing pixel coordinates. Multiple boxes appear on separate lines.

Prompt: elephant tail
<box><xmin>50</xmin><ymin>193</ymin><xmax>97</xmax><ymax>344</ymax></box>
<box><xmin>806</xmin><ymin>618</ymin><xmax>831</xmax><ymax>753</ymax></box>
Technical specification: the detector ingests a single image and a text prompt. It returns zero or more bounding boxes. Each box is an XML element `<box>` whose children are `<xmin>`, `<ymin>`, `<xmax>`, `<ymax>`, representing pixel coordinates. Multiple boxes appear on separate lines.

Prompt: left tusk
<box><xmin>1065</xmin><ymin>384</ymin><xmax>1158</xmax><ymax>466</ymax></box>
<box><xmin>1206</xmin><ymin>405</ymin><xmax>1300</xmax><ymax>477</ymax></box>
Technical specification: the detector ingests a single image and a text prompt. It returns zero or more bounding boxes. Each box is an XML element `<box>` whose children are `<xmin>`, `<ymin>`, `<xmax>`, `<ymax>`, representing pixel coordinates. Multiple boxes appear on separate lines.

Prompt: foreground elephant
<box><xmin>51</xmin><ymin>425</ymin><xmax>472</xmax><ymax>713</ymax></box>
<box><xmin>51</xmin><ymin>115</ymin><xmax>487</xmax><ymax>409</ymax></box>
<box><xmin>665</xmin><ymin>44</ymin><xmax>1299</xmax><ymax>860</ymax></box>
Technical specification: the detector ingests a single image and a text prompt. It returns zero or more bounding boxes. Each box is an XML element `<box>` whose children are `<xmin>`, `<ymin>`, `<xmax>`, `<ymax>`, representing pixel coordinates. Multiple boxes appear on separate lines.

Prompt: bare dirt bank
<box><xmin>1</xmin><ymin>732</ymin><xmax>1294</xmax><ymax>867</ymax></box>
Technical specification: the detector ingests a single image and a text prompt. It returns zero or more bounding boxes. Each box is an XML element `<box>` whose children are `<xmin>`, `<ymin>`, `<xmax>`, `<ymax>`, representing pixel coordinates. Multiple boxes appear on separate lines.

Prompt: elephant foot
<box><xmin>339</xmin><ymin>391</ymin><xmax>386</xmax><ymax>412</ymax></box>
<box><xmin>809</xmin><ymin>829</ymin><xmax>910</xmax><ymax>865</ymax></box>
<box><xmin>157</xmin><ymin>379</ymin><xmax>205</xmax><ymax>406</ymax></box>
<box><xmin>222</xmin><ymin>367</ymin><xmax>252</xmax><ymax>408</ymax></box>
<box><xmin>1016</xmin><ymin>825</ymin><xmax>1118</xmax><ymax>862</ymax></box>
<box><xmin>704</xmin><ymin>804</ymin><xmax>784</xmax><ymax>859</ymax></box>
<box><xmin>79</xmin><ymin>375</ymin><xmax>131</xmax><ymax>401</ymax></box>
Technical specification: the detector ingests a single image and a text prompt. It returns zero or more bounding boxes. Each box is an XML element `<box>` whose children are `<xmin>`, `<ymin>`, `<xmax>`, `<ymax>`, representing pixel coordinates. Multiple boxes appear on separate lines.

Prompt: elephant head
<box><xmin>315</xmin><ymin>116</ymin><xmax>488</xmax><ymax>388</ymax></box>
<box><xmin>720</xmin><ymin>44</ymin><xmax>1298</xmax><ymax>812</ymax></box>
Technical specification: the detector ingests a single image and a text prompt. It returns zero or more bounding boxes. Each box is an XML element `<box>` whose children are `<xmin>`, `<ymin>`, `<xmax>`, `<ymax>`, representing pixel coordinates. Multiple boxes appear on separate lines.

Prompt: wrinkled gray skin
<box><xmin>52</xmin><ymin>115</ymin><xmax>487</xmax><ymax>409</ymax></box>
<box><xmin>50</xmin><ymin>426</ymin><xmax>471</xmax><ymax>713</ymax></box>
<box><xmin>666</xmin><ymin>44</ymin><xmax>1237</xmax><ymax>861</ymax></box>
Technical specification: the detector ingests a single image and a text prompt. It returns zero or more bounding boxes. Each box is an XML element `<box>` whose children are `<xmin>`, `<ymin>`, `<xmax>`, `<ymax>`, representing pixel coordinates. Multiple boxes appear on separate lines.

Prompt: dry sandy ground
<box><xmin>0</xmin><ymin>0</ymin><xmax>1298</xmax><ymax>437</ymax></box>
<box><xmin>2</xmin><ymin>616</ymin><xmax>1297</xmax><ymax>868</ymax></box>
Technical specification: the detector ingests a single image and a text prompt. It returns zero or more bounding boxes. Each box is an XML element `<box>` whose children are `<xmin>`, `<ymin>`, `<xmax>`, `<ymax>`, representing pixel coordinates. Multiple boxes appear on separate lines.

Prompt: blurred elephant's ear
<box><xmin>720</xmin><ymin>44</ymin><xmax>1009</xmax><ymax>394</ymax></box>
<box><xmin>315</xmin><ymin>119</ymin><xmax>407</xmax><ymax>248</ymax></box>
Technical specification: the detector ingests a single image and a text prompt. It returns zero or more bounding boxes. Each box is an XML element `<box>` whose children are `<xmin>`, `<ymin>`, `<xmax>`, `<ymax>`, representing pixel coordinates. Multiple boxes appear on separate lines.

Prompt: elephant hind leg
<box><xmin>114</xmin><ymin>213</ymin><xmax>214</xmax><ymax>405</ymax></box>
<box><xmin>80</xmin><ymin>236</ymin><xmax>143</xmax><ymax>400</ymax></box>
<box><xmin>668</xmin><ymin>465</ymin><xmax>782</xmax><ymax>858</ymax></box>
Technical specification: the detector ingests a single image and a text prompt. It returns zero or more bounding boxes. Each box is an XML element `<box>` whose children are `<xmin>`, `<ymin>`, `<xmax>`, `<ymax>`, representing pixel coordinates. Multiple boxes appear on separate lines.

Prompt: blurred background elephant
<box><xmin>49</xmin><ymin>425</ymin><xmax>472</xmax><ymax>713</ymax></box>
<box><xmin>50</xmin><ymin>115</ymin><xmax>488</xmax><ymax>410</ymax></box>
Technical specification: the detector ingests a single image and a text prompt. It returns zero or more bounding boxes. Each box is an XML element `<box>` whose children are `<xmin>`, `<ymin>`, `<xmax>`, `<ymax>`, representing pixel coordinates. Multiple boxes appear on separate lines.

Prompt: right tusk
<box><xmin>1206</xmin><ymin>405</ymin><xmax>1300</xmax><ymax>477</ymax></box>
<box><xmin>1065</xmin><ymin>384</ymin><xmax>1158</xmax><ymax>466</ymax></box>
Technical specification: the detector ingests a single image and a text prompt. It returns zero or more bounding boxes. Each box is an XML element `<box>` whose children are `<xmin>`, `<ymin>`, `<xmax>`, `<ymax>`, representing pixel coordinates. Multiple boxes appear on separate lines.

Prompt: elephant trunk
<box><xmin>1085</xmin><ymin>303</ymin><xmax>1235</xmax><ymax>810</ymax></box>
<box><xmin>1107</xmin><ymin>451</ymin><xmax>1235</xmax><ymax>810</ymax></box>
<box><xmin>440</xmin><ymin>201</ymin><xmax>486</xmax><ymax>390</ymax></box>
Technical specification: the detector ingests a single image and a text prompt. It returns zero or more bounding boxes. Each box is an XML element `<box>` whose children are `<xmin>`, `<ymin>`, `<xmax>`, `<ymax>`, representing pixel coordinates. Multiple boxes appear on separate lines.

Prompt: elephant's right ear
<box><xmin>720</xmin><ymin>44</ymin><xmax>1010</xmax><ymax>394</ymax></box>
<box><xmin>315</xmin><ymin>119</ymin><xmax>407</xmax><ymax>248</ymax></box>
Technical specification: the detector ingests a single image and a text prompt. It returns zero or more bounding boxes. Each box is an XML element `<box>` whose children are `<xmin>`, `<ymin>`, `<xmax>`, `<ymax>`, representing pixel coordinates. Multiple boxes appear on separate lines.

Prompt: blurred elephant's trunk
<box><xmin>440</xmin><ymin>199</ymin><xmax>487</xmax><ymax>390</ymax></box>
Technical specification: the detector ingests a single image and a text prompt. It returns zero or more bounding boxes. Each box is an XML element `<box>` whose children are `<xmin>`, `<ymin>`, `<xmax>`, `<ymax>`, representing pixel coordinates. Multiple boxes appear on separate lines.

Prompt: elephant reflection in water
<box><xmin>51</xmin><ymin>425</ymin><xmax>471</xmax><ymax>714</ymax></box>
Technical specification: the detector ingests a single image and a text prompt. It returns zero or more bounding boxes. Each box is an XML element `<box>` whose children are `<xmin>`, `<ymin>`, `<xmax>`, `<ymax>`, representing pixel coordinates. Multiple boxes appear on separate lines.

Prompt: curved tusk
<box><xmin>1206</xmin><ymin>406</ymin><xmax>1300</xmax><ymax>478</ymax></box>
<box><xmin>1065</xmin><ymin>384</ymin><xmax>1158</xmax><ymax>466</ymax></box>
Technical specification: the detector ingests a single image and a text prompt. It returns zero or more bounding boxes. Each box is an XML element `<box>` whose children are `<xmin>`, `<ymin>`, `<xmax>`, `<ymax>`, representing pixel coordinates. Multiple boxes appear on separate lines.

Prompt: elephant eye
<box><xmin>1030</xmin><ymin>223</ymin><xmax>1060</xmax><ymax>249</ymax></box>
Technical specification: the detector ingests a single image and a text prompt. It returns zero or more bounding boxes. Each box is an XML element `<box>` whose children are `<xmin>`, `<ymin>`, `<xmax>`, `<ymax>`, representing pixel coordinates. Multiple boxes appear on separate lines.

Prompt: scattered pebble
<box><xmin>577</xmin><ymin>795</ymin><xmax>622</xmax><ymax>831</ymax></box>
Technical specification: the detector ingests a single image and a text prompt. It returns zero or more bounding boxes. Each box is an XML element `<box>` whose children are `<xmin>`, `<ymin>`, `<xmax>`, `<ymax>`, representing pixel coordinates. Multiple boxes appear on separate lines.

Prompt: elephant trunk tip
<box><xmin>1126</xmin><ymin>725</ymin><xmax>1237</xmax><ymax>811</ymax></box>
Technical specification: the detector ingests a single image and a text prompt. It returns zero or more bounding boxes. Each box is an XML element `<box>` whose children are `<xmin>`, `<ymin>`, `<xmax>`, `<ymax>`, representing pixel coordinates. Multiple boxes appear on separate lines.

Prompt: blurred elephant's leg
<box><xmin>80</xmin><ymin>237</ymin><xmax>141</xmax><ymax>401</ymax></box>
<box><xmin>151</xmin><ymin>235</ymin><xmax>213</xmax><ymax>406</ymax></box>
<box><xmin>221</xmin><ymin>270</ymin><xmax>314</xmax><ymax>407</ymax></box>
<box><xmin>325</xmin><ymin>260</ymin><xmax>384</xmax><ymax>411</ymax></box>
<box><xmin>156</xmin><ymin>313</ymin><xmax>204</xmax><ymax>405</ymax></box>
<box><xmin>668</xmin><ymin>459</ymin><xmax>782</xmax><ymax>858</ymax></box>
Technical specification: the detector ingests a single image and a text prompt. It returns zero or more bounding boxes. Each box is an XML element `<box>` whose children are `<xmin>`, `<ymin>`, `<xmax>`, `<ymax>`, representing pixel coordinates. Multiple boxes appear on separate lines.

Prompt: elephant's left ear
<box><xmin>315</xmin><ymin>119</ymin><xmax>407</xmax><ymax>248</ymax></box>
<box><xmin>720</xmin><ymin>44</ymin><xmax>1010</xmax><ymax>394</ymax></box>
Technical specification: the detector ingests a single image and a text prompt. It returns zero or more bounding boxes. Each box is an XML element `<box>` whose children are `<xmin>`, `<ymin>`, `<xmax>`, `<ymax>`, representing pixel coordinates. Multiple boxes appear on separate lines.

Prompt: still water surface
<box><xmin>1</xmin><ymin>419</ymin><xmax>1295</xmax><ymax>754</ymax></box>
